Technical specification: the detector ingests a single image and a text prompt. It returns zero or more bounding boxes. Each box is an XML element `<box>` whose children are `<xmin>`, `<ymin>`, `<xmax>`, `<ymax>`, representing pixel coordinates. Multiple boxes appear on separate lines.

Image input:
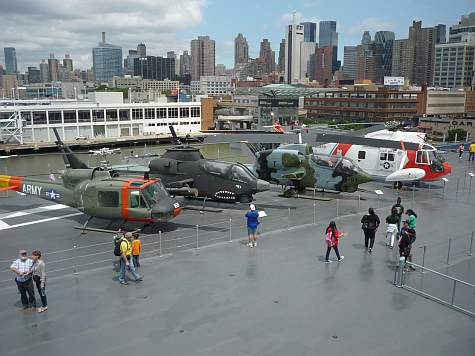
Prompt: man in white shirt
<box><xmin>10</xmin><ymin>250</ymin><xmax>36</xmax><ymax>309</ymax></box>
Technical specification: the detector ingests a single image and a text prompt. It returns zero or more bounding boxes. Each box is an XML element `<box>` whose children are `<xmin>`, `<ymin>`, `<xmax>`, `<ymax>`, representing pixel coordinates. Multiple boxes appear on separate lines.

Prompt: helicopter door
<box><xmin>127</xmin><ymin>189</ymin><xmax>149</xmax><ymax>220</ymax></box>
<box><xmin>378</xmin><ymin>149</ymin><xmax>396</xmax><ymax>172</ymax></box>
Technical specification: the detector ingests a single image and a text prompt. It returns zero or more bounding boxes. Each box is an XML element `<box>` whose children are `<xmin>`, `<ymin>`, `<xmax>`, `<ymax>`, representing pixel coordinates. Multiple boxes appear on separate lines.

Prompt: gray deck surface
<box><xmin>0</xmin><ymin>152</ymin><xmax>474</xmax><ymax>356</ymax></box>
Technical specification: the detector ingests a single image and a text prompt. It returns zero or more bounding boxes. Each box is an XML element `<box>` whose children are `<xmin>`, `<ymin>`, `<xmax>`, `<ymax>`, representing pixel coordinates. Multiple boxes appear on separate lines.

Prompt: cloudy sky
<box><xmin>1</xmin><ymin>0</ymin><xmax>473</xmax><ymax>71</ymax></box>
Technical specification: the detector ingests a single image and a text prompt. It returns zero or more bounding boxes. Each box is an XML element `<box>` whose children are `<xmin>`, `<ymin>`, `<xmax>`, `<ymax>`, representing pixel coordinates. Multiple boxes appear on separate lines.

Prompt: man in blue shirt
<box><xmin>245</xmin><ymin>204</ymin><xmax>259</xmax><ymax>247</ymax></box>
<box><xmin>10</xmin><ymin>250</ymin><xmax>36</xmax><ymax>309</ymax></box>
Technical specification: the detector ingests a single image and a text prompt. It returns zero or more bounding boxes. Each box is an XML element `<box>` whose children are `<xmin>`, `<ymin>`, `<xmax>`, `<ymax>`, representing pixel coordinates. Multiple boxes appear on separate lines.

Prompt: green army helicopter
<box><xmin>250</xmin><ymin>143</ymin><xmax>372</xmax><ymax>196</ymax></box>
<box><xmin>0</xmin><ymin>133</ymin><xmax>187</xmax><ymax>230</ymax></box>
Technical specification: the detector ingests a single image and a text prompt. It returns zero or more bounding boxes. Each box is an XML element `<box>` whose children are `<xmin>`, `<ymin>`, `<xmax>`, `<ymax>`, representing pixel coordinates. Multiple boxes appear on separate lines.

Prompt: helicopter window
<box><xmin>358</xmin><ymin>151</ymin><xmax>366</xmax><ymax>160</ymax></box>
<box><xmin>141</xmin><ymin>182</ymin><xmax>168</xmax><ymax>206</ymax></box>
<box><xmin>98</xmin><ymin>191</ymin><xmax>119</xmax><ymax>208</ymax></box>
<box><xmin>203</xmin><ymin>161</ymin><xmax>231</xmax><ymax>176</ymax></box>
<box><xmin>130</xmin><ymin>190</ymin><xmax>148</xmax><ymax>209</ymax></box>
<box><xmin>416</xmin><ymin>150</ymin><xmax>429</xmax><ymax>164</ymax></box>
<box><xmin>387</xmin><ymin>153</ymin><xmax>395</xmax><ymax>162</ymax></box>
<box><xmin>379</xmin><ymin>152</ymin><xmax>387</xmax><ymax>161</ymax></box>
<box><xmin>230</xmin><ymin>165</ymin><xmax>254</xmax><ymax>182</ymax></box>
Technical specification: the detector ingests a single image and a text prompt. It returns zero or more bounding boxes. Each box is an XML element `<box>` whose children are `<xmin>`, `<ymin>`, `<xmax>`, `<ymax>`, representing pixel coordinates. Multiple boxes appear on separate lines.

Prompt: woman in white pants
<box><xmin>385</xmin><ymin>208</ymin><xmax>400</xmax><ymax>249</ymax></box>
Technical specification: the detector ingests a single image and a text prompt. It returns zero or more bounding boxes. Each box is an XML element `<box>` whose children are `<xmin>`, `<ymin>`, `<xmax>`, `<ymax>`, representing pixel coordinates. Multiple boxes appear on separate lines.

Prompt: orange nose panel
<box><xmin>444</xmin><ymin>162</ymin><xmax>452</xmax><ymax>175</ymax></box>
<box><xmin>173</xmin><ymin>207</ymin><xmax>182</xmax><ymax>217</ymax></box>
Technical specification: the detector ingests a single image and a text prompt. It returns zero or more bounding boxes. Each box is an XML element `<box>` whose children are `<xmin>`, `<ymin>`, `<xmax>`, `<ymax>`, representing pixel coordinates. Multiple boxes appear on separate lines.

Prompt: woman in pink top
<box><xmin>324</xmin><ymin>221</ymin><xmax>346</xmax><ymax>263</ymax></box>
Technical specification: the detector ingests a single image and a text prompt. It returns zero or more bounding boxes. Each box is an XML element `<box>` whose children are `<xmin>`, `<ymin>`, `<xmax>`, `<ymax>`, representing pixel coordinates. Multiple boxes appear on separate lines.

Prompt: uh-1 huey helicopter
<box><xmin>0</xmin><ymin>129</ymin><xmax>187</xmax><ymax>231</ymax></box>
<box><xmin>114</xmin><ymin>126</ymin><xmax>270</xmax><ymax>203</ymax></box>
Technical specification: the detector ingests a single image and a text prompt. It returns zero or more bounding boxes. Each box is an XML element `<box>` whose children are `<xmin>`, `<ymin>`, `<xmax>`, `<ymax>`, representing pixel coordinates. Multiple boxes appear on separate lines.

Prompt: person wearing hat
<box><xmin>245</xmin><ymin>204</ymin><xmax>259</xmax><ymax>247</ymax></box>
<box><xmin>10</xmin><ymin>250</ymin><xmax>36</xmax><ymax>309</ymax></box>
<box><xmin>118</xmin><ymin>232</ymin><xmax>142</xmax><ymax>285</ymax></box>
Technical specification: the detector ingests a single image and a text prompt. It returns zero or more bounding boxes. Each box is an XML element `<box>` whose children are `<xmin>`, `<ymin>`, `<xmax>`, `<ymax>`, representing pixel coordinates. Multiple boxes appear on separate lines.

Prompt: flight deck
<box><xmin>0</xmin><ymin>152</ymin><xmax>474</xmax><ymax>356</ymax></box>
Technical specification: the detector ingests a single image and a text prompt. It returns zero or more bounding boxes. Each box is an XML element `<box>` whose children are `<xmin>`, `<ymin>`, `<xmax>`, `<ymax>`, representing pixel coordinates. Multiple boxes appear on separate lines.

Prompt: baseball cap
<box><xmin>19</xmin><ymin>249</ymin><xmax>27</xmax><ymax>255</ymax></box>
<box><xmin>250</xmin><ymin>204</ymin><xmax>256</xmax><ymax>211</ymax></box>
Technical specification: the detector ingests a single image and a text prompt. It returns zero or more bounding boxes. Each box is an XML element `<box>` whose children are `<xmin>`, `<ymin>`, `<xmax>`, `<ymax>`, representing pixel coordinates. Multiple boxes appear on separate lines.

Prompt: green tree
<box><xmin>447</xmin><ymin>128</ymin><xmax>467</xmax><ymax>141</ymax></box>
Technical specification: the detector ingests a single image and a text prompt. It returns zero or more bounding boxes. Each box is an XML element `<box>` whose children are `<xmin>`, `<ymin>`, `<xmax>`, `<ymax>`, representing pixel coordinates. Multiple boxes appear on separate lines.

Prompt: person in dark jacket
<box><xmin>324</xmin><ymin>221</ymin><xmax>346</xmax><ymax>263</ymax></box>
<box><xmin>385</xmin><ymin>208</ymin><xmax>400</xmax><ymax>248</ymax></box>
<box><xmin>361</xmin><ymin>208</ymin><xmax>380</xmax><ymax>253</ymax></box>
<box><xmin>399</xmin><ymin>228</ymin><xmax>416</xmax><ymax>270</ymax></box>
<box><xmin>391</xmin><ymin>197</ymin><xmax>404</xmax><ymax>235</ymax></box>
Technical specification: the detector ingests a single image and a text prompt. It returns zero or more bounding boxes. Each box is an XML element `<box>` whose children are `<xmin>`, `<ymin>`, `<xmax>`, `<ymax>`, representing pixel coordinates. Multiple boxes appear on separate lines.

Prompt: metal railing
<box><xmin>394</xmin><ymin>257</ymin><xmax>475</xmax><ymax>317</ymax></box>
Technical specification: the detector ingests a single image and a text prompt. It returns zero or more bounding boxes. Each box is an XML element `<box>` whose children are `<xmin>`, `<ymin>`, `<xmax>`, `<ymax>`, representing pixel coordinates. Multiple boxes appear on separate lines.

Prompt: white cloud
<box><xmin>0</xmin><ymin>0</ymin><xmax>206</xmax><ymax>70</ymax></box>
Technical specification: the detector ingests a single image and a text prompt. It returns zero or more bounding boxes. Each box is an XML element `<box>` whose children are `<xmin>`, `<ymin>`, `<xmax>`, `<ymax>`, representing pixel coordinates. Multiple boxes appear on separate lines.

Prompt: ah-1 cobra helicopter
<box><xmin>0</xmin><ymin>129</ymin><xmax>188</xmax><ymax>230</ymax></box>
<box><xmin>115</xmin><ymin>126</ymin><xmax>270</xmax><ymax>203</ymax></box>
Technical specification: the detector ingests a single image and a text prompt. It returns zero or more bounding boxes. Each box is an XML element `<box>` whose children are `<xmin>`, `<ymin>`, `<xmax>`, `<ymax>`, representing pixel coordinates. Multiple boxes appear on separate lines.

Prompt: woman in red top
<box><xmin>324</xmin><ymin>221</ymin><xmax>346</xmax><ymax>263</ymax></box>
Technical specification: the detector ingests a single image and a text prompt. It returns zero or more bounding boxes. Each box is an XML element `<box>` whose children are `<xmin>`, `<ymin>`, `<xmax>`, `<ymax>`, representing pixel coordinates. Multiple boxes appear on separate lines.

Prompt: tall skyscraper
<box><xmin>125</xmin><ymin>49</ymin><xmax>139</xmax><ymax>75</ymax></box>
<box><xmin>27</xmin><ymin>67</ymin><xmax>41</xmax><ymax>83</ymax></box>
<box><xmin>234</xmin><ymin>33</ymin><xmax>249</xmax><ymax>66</ymax></box>
<box><xmin>278</xmin><ymin>39</ymin><xmax>285</xmax><ymax>73</ymax></box>
<box><xmin>63</xmin><ymin>54</ymin><xmax>73</xmax><ymax>72</ymax></box>
<box><xmin>133</xmin><ymin>56</ymin><xmax>175</xmax><ymax>80</ymax></box>
<box><xmin>259</xmin><ymin>39</ymin><xmax>275</xmax><ymax>74</ymax></box>
<box><xmin>137</xmin><ymin>43</ymin><xmax>146</xmax><ymax>57</ymax></box>
<box><xmin>319</xmin><ymin>21</ymin><xmax>339</xmax><ymax>73</ymax></box>
<box><xmin>361</xmin><ymin>31</ymin><xmax>372</xmax><ymax>45</ymax></box>
<box><xmin>285</xmin><ymin>23</ymin><xmax>304</xmax><ymax>83</ymax></box>
<box><xmin>356</xmin><ymin>43</ymin><xmax>384</xmax><ymax>84</ymax></box>
<box><xmin>434</xmin><ymin>12</ymin><xmax>475</xmax><ymax>88</ymax></box>
<box><xmin>48</xmin><ymin>53</ymin><xmax>59</xmax><ymax>82</ymax></box>
<box><xmin>4</xmin><ymin>47</ymin><xmax>18</xmax><ymax>74</ymax></box>
<box><xmin>39</xmin><ymin>59</ymin><xmax>49</xmax><ymax>83</ymax></box>
<box><xmin>391</xmin><ymin>39</ymin><xmax>409</xmax><ymax>77</ymax></box>
<box><xmin>179</xmin><ymin>50</ymin><xmax>192</xmax><ymax>76</ymax></box>
<box><xmin>374</xmin><ymin>31</ymin><xmax>395</xmax><ymax>77</ymax></box>
<box><xmin>191</xmin><ymin>36</ymin><xmax>215</xmax><ymax>81</ymax></box>
<box><xmin>407</xmin><ymin>21</ymin><xmax>446</xmax><ymax>85</ymax></box>
<box><xmin>301</xmin><ymin>22</ymin><xmax>317</xmax><ymax>43</ymax></box>
<box><xmin>448</xmin><ymin>11</ymin><xmax>475</xmax><ymax>43</ymax></box>
<box><xmin>300</xmin><ymin>42</ymin><xmax>316</xmax><ymax>79</ymax></box>
<box><xmin>315</xmin><ymin>47</ymin><xmax>333</xmax><ymax>86</ymax></box>
<box><xmin>343</xmin><ymin>46</ymin><xmax>358</xmax><ymax>80</ymax></box>
<box><xmin>92</xmin><ymin>32</ymin><xmax>123</xmax><ymax>82</ymax></box>
<box><xmin>167</xmin><ymin>51</ymin><xmax>180</xmax><ymax>76</ymax></box>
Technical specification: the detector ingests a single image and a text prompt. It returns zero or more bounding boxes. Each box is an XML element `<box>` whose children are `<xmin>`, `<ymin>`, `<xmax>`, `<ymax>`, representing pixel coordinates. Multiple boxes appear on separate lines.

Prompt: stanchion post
<box><xmin>396</xmin><ymin>257</ymin><xmax>405</xmax><ymax>287</ymax></box>
<box><xmin>73</xmin><ymin>244</ymin><xmax>78</xmax><ymax>275</ymax></box>
<box><xmin>4</xmin><ymin>167</ymin><xmax>8</xmax><ymax>197</ymax></box>
<box><xmin>446</xmin><ymin>238</ymin><xmax>452</xmax><ymax>265</ymax></box>
<box><xmin>158</xmin><ymin>230</ymin><xmax>162</xmax><ymax>256</ymax></box>
<box><xmin>287</xmin><ymin>208</ymin><xmax>291</xmax><ymax>230</ymax></box>
<box><xmin>358</xmin><ymin>194</ymin><xmax>361</xmax><ymax>210</ymax></box>
<box><xmin>229</xmin><ymin>218</ymin><xmax>232</xmax><ymax>242</ymax></box>
<box><xmin>469</xmin><ymin>231</ymin><xmax>473</xmax><ymax>256</ymax></box>
<box><xmin>336</xmin><ymin>199</ymin><xmax>339</xmax><ymax>217</ymax></box>
<box><xmin>195</xmin><ymin>224</ymin><xmax>199</xmax><ymax>249</ymax></box>
<box><xmin>313</xmin><ymin>202</ymin><xmax>316</xmax><ymax>225</ymax></box>
<box><xmin>412</xmin><ymin>183</ymin><xmax>415</xmax><ymax>202</ymax></box>
<box><xmin>469</xmin><ymin>173</ymin><xmax>474</xmax><ymax>194</ymax></box>
<box><xmin>451</xmin><ymin>280</ymin><xmax>457</xmax><ymax>306</ymax></box>
<box><xmin>422</xmin><ymin>246</ymin><xmax>427</xmax><ymax>272</ymax></box>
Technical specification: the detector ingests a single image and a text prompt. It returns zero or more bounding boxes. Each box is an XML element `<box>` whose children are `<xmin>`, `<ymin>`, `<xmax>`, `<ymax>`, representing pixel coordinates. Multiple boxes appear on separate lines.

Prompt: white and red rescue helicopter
<box><xmin>312</xmin><ymin>129</ymin><xmax>452</xmax><ymax>185</ymax></box>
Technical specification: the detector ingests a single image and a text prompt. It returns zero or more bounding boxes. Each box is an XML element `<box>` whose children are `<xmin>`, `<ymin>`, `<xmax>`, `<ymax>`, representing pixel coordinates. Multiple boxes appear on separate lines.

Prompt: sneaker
<box><xmin>368</xmin><ymin>248</ymin><xmax>372</xmax><ymax>253</ymax></box>
<box><xmin>248</xmin><ymin>242</ymin><xmax>253</xmax><ymax>248</ymax></box>
<box><xmin>38</xmin><ymin>307</ymin><xmax>48</xmax><ymax>313</ymax></box>
<box><xmin>135</xmin><ymin>277</ymin><xmax>143</xmax><ymax>282</ymax></box>
<box><xmin>120</xmin><ymin>281</ymin><xmax>128</xmax><ymax>285</ymax></box>
<box><xmin>338</xmin><ymin>256</ymin><xmax>345</xmax><ymax>262</ymax></box>
<box><xmin>253</xmin><ymin>241</ymin><xmax>257</xmax><ymax>247</ymax></box>
<box><xmin>324</xmin><ymin>260</ymin><xmax>332</xmax><ymax>264</ymax></box>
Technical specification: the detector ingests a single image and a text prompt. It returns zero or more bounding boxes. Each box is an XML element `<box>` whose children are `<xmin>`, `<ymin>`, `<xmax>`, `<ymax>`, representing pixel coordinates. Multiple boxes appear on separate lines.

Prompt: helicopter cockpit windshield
<box><xmin>230</xmin><ymin>164</ymin><xmax>255</xmax><ymax>183</ymax></box>
<box><xmin>428</xmin><ymin>149</ymin><xmax>445</xmax><ymax>172</ymax></box>
<box><xmin>139</xmin><ymin>181</ymin><xmax>169</xmax><ymax>207</ymax></box>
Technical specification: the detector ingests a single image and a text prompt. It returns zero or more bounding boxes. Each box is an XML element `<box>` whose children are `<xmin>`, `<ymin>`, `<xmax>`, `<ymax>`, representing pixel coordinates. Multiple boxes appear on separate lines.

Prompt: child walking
<box><xmin>324</xmin><ymin>221</ymin><xmax>346</xmax><ymax>263</ymax></box>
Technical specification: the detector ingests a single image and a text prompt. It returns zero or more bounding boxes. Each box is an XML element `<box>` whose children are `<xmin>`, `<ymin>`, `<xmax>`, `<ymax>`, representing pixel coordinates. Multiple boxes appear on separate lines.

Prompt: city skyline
<box><xmin>0</xmin><ymin>0</ymin><xmax>474</xmax><ymax>71</ymax></box>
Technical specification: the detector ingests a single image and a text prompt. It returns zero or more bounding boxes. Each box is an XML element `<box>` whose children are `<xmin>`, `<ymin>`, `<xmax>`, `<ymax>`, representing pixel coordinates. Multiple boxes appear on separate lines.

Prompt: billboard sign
<box><xmin>384</xmin><ymin>76</ymin><xmax>405</xmax><ymax>86</ymax></box>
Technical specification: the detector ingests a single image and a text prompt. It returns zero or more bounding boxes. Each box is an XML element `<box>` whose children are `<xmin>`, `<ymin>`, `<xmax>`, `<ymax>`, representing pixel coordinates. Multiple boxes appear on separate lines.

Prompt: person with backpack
<box><xmin>115</xmin><ymin>232</ymin><xmax>142</xmax><ymax>285</ymax></box>
<box><xmin>385</xmin><ymin>208</ymin><xmax>400</xmax><ymax>249</ymax></box>
<box><xmin>361</xmin><ymin>208</ymin><xmax>380</xmax><ymax>253</ymax></box>
<box><xmin>391</xmin><ymin>197</ymin><xmax>404</xmax><ymax>235</ymax></box>
<box><xmin>399</xmin><ymin>228</ymin><xmax>416</xmax><ymax>271</ymax></box>
<box><xmin>324</xmin><ymin>221</ymin><xmax>346</xmax><ymax>263</ymax></box>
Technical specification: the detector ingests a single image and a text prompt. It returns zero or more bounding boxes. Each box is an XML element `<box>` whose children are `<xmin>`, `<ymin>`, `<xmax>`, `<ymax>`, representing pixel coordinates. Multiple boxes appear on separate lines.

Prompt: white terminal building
<box><xmin>0</xmin><ymin>92</ymin><xmax>201</xmax><ymax>144</ymax></box>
